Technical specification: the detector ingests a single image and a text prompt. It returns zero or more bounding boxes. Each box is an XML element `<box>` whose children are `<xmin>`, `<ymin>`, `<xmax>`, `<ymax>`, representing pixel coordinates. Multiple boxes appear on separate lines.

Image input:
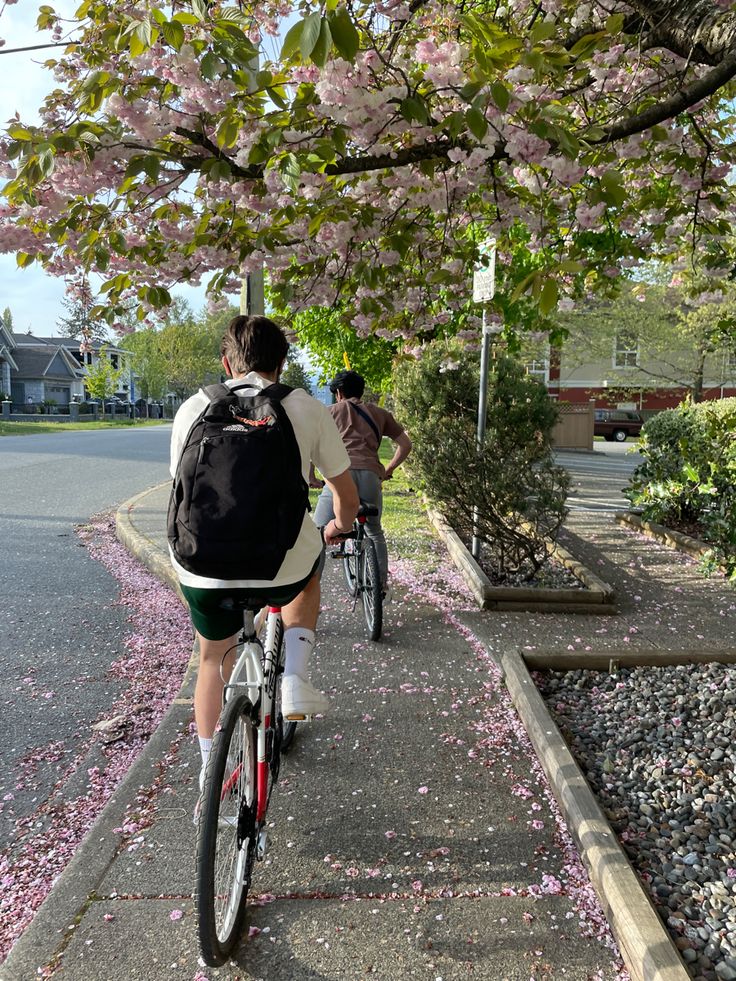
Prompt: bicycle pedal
<box><xmin>285</xmin><ymin>712</ymin><xmax>308</xmax><ymax>721</ymax></box>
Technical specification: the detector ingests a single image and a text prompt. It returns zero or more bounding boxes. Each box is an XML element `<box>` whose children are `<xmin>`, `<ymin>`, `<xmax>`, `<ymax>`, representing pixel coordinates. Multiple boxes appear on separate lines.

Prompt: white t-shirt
<box><xmin>169</xmin><ymin>373</ymin><xmax>350</xmax><ymax>589</ymax></box>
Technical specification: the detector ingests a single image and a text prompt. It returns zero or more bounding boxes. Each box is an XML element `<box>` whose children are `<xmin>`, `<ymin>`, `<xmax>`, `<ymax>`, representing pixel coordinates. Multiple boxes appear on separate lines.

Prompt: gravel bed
<box><xmin>538</xmin><ymin>662</ymin><xmax>736</xmax><ymax>981</ymax></box>
<box><xmin>471</xmin><ymin>541</ymin><xmax>584</xmax><ymax>589</ymax></box>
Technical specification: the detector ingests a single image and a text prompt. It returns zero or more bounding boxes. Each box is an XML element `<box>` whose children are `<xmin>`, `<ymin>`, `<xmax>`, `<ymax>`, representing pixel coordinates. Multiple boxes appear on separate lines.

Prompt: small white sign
<box><xmin>473</xmin><ymin>239</ymin><xmax>496</xmax><ymax>303</ymax></box>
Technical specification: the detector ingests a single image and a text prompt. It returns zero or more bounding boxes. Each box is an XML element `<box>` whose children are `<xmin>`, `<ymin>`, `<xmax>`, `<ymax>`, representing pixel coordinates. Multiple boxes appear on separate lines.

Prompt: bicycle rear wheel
<box><xmin>341</xmin><ymin>541</ymin><xmax>359</xmax><ymax>598</ymax></box>
<box><xmin>196</xmin><ymin>693</ymin><xmax>257</xmax><ymax>967</ymax></box>
<box><xmin>359</xmin><ymin>538</ymin><xmax>383</xmax><ymax>641</ymax></box>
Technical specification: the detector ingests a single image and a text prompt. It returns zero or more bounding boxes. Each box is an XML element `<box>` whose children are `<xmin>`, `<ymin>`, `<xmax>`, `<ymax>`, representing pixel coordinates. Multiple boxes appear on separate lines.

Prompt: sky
<box><xmin>0</xmin><ymin>1</ymin><xmax>207</xmax><ymax>336</ymax></box>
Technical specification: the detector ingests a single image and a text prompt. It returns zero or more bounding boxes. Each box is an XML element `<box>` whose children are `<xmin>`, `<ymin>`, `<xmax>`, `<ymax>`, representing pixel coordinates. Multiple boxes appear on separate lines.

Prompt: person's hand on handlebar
<box><xmin>324</xmin><ymin>517</ymin><xmax>353</xmax><ymax>545</ymax></box>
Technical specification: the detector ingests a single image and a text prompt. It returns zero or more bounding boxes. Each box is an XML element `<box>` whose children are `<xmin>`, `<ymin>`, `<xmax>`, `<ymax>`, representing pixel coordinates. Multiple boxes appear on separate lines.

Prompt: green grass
<box><xmin>0</xmin><ymin>419</ymin><xmax>170</xmax><ymax>436</ymax></box>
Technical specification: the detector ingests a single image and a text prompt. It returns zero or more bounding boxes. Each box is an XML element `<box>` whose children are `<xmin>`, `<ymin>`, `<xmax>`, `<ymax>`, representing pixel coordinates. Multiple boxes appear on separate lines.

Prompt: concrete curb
<box><xmin>115</xmin><ymin>482</ymin><xmax>184</xmax><ymax>601</ymax></box>
<box><xmin>615</xmin><ymin>511</ymin><xmax>727</xmax><ymax>573</ymax></box>
<box><xmin>500</xmin><ymin>648</ymin><xmax>689</xmax><ymax>981</ymax></box>
<box><xmin>0</xmin><ymin>485</ymin><xmax>196</xmax><ymax>981</ymax></box>
<box><xmin>424</xmin><ymin>504</ymin><xmax>616</xmax><ymax>613</ymax></box>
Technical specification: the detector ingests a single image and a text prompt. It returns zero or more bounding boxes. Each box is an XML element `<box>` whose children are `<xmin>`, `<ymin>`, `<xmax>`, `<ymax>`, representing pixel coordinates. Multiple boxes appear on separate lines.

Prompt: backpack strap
<box><xmin>200</xmin><ymin>381</ymin><xmax>294</xmax><ymax>403</ymax></box>
<box><xmin>260</xmin><ymin>382</ymin><xmax>294</xmax><ymax>401</ymax></box>
<box><xmin>201</xmin><ymin>382</ymin><xmax>233</xmax><ymax>402</ymax></box>
<box><xmin>349</xmin><ymin>401</ymin><xmax>381</xmax><ymax>443</ymax></box>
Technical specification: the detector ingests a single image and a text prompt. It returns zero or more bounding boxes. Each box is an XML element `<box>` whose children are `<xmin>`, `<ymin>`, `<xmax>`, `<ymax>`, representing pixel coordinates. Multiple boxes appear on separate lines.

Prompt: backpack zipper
<box><xmin>198</xmin><ymin>436</ymin><xmax>209</xmax><ymax>462</ymax></box>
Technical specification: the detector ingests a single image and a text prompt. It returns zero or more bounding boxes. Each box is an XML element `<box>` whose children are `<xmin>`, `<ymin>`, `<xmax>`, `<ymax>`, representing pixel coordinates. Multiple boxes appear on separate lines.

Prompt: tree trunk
<box><xmin>629</xmin><ymin>0</ymin><xmax>736</xmax><ymax>64</ymax></box>
<box><xmin>692</xmin><ymin>346</ymin><xmax>707</xmax><ymax>403</ymax></box>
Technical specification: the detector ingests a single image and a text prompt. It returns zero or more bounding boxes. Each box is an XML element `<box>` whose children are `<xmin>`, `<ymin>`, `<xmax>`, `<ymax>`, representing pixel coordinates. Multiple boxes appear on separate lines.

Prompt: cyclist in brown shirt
<box><xmin>313</xmin><ymin>370</ymin><xmax>412</xmax><ymax>592</ymax></box>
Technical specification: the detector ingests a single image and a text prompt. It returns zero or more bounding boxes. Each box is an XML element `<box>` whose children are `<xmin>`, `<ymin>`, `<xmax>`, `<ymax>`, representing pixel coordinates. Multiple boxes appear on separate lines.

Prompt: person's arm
<box><xmin>323</xmin><ymin>468</ymin><xmax>359</xmax><ymax>544</ymax></box>
<box><xmin>383</xmin><ymin>431</ymin><xmax>412</xmax><ymax>480</ymax></box>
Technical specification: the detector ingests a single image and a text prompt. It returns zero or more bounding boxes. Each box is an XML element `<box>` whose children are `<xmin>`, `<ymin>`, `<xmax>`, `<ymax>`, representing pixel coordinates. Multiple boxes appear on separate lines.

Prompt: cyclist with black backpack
<box><xmin>168</xmin><ymin>316</ymin><xmax>359</xmax><ymax>789</ymax></box>
<box><xmin>314</xmin><ymin>370</ymin><xmax>412</xmax><ymax>595</ymax></box>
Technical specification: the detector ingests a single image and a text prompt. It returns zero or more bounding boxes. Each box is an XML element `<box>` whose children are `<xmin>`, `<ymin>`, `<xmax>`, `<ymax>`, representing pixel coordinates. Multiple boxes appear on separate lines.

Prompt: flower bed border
<box><xmin>424</xmin><ymin>504</ymin><xmax>616</xmax><ymax>613</ymax></box>
<box><xmin>501</xmin><ymin>646</ymin><xmax>691</xmax><ymax>981</ymax></box>
<box><xmin>615</xmin><ymin>511</ymin><xmax>728</xmax><ymax>574</ymax></box>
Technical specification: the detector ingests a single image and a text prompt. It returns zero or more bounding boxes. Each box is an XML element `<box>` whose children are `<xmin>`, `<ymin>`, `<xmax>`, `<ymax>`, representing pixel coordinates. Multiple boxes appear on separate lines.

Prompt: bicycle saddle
<box><xmin>357</xmin><ymin>502</ymin><xmax>379</xmax><ymax>518</ymax></box>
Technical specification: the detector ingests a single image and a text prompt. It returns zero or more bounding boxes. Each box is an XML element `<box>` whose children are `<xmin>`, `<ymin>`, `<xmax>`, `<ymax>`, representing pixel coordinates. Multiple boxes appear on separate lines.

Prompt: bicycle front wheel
<box><xmin>359</xmin><ymin>538</ymin><xmax>383</xmax><ymax>641</ymax></box>
<box><xmin>196</xmin><ymin>693</ymin><xmax>258</xmax><ymax>967</ymax></box>
<box><xmin>342</xmin><ymin>541</ymin><xmax>359</xmax><ymax>598</ymax></box>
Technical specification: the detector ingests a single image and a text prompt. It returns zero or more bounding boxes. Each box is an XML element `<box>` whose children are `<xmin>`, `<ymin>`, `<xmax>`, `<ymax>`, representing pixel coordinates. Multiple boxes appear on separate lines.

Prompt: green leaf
<box><xmin>280</xmin><ymin>19</ymin><xmax>304</xmax><ymax>59</ymax></box>
<box><xmin>530</xmin><ymin>19</ymin><xmax>555</xmax><ymax>44</ymax></box>
<box><xmin>466</xmin><ymin>106</ymin><xmax>487</xmax><ymax>142</ymax></box>
<box><xmin>172</xmin><ymin>11</ymin><xmax>199</xmax><ymax>24</ymax></box>
<box><xmin>16</xmin><ymin>252</ymin><xmax>35</xmax><ymax>269</ymax></box>
<box><xmin>539</xmin><ymin>278</ymin><xmax>559</xmax><ymax>315</ymax></box>
<box><xmin>142</xmin><ymin>156</ymin><xmax>160</xmax><ymax>181</ymax></box>
<box><xmin>161</xmin><ymin>20</ymin><xmax>185</xmax><ymax>50</ymax></box>
<box><xmin>200</xmin><ymin>51</ymin><xmax>218</xmax><ymax>80</ymax></box>
<box><xmin>8</xmin><ymin>125</ymin><xmax>34</xmax><ymax>141</ymax></box>
<box><xmin>310</xmin><ymin>18</ymin><xmax>332</xmax><ymax>67</ymax></box>
<box><xmin>606</xmin><ymin>13</ymin><xmax>625</xmax><ymax>34</ymax></box>
<box><xmin>399</xmin><ymin>95</ymin><xmax>429</xmax><ymax>125</ymax></box>
<box><xmin>109</xmin><ymin>231</ymin><xmax>127</xmax><ymax>253</ymax></box>
<box><xmin>300</xmin><ymin>12</ymin><xmax>322</xmax><ymax>60</ymax></box>
<box><xmin>490</xmin><ymin>81</ymin><xmax>510</xmax><ymax>112</ymax></box>
<box><xmin>215</xmin><ymin>115</ymin><xmax>240</xmax><ymax>148</ymax></box>
<box><xmin>569</xmin><ymin>30</ymin><xmax>606</xmax><ymax>57</ymax></box>
<box><xmin>191</xmin><ymin>0</ymin><xmax>208</xmax><ymax>21</ymax></box>
<box><xmin>95</xmin><ymin>247</ymin><xmax>110</xmax><ymax>272</ymax></box>
<box><xmin>328</xmin><ymin>7</ymin><xmax>360</xmax><ymax>61</ymax></box>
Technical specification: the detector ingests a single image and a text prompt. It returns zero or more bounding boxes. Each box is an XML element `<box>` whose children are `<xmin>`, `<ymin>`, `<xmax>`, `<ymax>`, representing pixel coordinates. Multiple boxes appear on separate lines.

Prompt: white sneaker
<box><xmin>281</xmin><ymin>675</ymin><xmax>329</xmax><ymax>720</ymax></box>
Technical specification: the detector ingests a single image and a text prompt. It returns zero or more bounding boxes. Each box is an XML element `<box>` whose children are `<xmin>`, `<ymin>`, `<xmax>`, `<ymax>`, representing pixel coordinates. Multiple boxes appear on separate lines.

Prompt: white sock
<box><xmin>198</xmin><ymin>736</ymin><xmax>212</xmax><ymax>769</ymax></box>
<box><xmin>284</xmin><ymin>627</ymin><xmax>315</xmax><ymax>680</ymax></box>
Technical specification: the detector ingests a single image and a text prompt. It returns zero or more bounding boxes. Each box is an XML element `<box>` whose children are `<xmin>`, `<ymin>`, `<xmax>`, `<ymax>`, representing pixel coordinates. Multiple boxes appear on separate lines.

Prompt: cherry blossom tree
<box><xmin>2</xmin><ymin>0</ymin><xmax>736</xmax><ymax>350</ymax></box>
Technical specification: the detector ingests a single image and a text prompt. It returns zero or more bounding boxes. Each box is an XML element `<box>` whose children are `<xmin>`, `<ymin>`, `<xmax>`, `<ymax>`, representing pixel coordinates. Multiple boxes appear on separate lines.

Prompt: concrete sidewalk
<box><xmin>14</xmin><ymin>481</ymin><xmax>733</xmax><ymax>980</ymax></box>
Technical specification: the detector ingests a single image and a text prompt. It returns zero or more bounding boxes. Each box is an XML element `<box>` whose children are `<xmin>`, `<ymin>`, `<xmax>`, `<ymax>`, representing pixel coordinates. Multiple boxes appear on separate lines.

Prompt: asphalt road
<box><xmin>0</xmin><ymin>425</ymin><xmax>172</xmax><ymax>846</ymax></box>
<box><xmin>556</xmin><ymin>439</ymin><xmax>642</xmax><ymax>511</ymax></box>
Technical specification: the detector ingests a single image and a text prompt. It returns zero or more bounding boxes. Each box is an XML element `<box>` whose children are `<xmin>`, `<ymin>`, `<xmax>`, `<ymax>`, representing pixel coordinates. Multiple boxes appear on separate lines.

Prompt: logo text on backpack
<box><xmin>229</xmin><ymin>404</ymin><xmax>275</xmax><ymax>427</ymax></box>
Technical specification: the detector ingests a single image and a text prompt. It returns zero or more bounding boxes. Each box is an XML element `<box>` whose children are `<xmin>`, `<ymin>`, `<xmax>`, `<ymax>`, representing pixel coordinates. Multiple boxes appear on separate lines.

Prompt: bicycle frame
<box><xmin>223</xmin><ymin>607</ymin><xmax>284</xmax><ymax>824</ymax></box>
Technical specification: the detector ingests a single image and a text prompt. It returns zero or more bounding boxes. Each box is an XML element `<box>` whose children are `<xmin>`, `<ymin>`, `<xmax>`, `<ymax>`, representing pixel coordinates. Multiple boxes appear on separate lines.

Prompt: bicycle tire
<box><xmin>281</xmin><ymin>718</ymin><xmax>298</xmax><ymax>753</ymax></box>
<box><xmin>359</xmin><ymin>538</ymin><xmax>383</xmax><ymax>641</ymax></box>
<box><xmin>341</xmin><ymin>542</ymin><xmax>359</xmax><ymax>598</ymax></box>
<box><xmin>196</xmin><ymin>693</ymin><xmax>257</xmax><ymax>967</ymax></box>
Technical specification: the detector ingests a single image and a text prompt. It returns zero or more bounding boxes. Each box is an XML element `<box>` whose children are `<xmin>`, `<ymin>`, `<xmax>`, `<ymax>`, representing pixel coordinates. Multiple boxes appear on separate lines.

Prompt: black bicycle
<box><xmin>333</xmin><ymin>502</ymin><xmax>382</xmax><ymax>641</ymax></box>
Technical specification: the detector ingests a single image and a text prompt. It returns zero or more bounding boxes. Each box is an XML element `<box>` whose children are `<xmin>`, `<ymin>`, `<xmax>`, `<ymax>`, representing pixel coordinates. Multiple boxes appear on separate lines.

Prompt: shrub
<box><xmin>626</xmin><ymin>398</ymin><xmax>736</xmax><ymax>578</ymax></box>
<box><xmin>392</xmin><ymin>344</ymin><xmax>569</xmax><ymax>580</ymax></box>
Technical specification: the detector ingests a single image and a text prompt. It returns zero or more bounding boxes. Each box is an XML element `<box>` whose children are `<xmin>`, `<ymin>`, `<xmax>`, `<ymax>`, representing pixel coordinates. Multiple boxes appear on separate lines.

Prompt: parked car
<box><xmin>594</xmin><ymin>408</ymin><xmax>644</xmax><ymax>442</ymax></box>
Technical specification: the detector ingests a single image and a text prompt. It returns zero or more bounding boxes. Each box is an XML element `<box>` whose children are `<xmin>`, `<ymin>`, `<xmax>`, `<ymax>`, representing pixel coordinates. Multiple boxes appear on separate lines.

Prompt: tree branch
<box><xmin>594</xmin><ymin>49</ymin><xmax>736</xmax><ymax>144</ymax></box>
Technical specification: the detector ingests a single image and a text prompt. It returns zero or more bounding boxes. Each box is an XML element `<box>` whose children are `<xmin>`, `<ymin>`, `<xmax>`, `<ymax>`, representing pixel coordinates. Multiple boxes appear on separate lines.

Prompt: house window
<box><xmin>110</xmin><ymin>354</ymin><xmax>119</xmax><ymax>369</ymax></box>
<box><xmin>728</xmin><ymin>351</ymin><xmax>736</xmax><ymax>374</ymax></box>
<box><xmin>613</xmin><ymin>331</ymin><xmax>638</xmax><ymax>368</ymax></box>
<box><xmin>524</xmin><ymin>359</ymin><xmax>548</xmax><ymax>383</ymax></box>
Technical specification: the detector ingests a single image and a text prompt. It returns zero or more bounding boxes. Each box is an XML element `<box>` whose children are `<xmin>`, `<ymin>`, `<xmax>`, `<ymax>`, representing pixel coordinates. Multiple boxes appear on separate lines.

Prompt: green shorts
<box><xmin>181</xmin><ymin>555</ymin><xmax>323</xmax><ymax>641</ymax></box>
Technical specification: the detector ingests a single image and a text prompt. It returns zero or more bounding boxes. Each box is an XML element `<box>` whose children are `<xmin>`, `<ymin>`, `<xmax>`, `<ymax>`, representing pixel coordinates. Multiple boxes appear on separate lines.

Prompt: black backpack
<box><xmin>167</xmin><ymin>381</ymin><xmax>310</xmax><ymax>580</ymax></box>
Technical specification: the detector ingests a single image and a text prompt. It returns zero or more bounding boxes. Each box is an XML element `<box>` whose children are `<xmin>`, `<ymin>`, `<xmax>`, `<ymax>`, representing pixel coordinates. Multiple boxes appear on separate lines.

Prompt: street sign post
<box><xmin>472</xmin><ymin>239</ymin><xmax>498</xmax><ymax>561</ymax></box>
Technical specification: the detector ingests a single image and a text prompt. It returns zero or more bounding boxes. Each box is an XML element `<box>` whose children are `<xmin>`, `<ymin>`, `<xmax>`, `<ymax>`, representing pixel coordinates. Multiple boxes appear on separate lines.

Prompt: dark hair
<box><xmin>329</xmin><ymin>369</ymin><xmax>365</xmax><ymax>399</ymax></box>
<box><xmin>221</xmin><ymin>315</ymin><xmax>289</xmax><ymax>375</ymax></box>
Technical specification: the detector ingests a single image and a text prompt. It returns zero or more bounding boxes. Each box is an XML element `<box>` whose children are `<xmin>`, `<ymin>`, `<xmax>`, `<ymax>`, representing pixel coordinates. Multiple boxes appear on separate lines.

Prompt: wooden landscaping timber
<box><xmin>501</xmin><ymin>648</ymin><xmax>690</xmax><ymax>981</ymax></box>
<box><xmin>524</xmin><ymin>649</ymin><xmax>736</xmax><ymax>671</ymax></box>
<box><xmin>424</xmin><ymin>503</ymin><xmax>616</xmax><ymax>612</ymax></box>
<box><xmin>616</xmin><ymin>512</ymin><xmax>728</xmax><ymax>572</ymax></box>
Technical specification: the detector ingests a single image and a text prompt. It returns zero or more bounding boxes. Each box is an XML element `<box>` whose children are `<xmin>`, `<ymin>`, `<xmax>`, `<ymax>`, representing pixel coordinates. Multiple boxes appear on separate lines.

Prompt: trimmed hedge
<box><xmin>626</xmin><ymin>398</ymin><xmax>736</xmax><ymax>579</ymax></box>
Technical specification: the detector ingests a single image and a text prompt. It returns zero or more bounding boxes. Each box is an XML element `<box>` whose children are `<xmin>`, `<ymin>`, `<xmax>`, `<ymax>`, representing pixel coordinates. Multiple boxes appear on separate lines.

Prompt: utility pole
<box><xmin>471</xmin><ymin>240</ymin><xmax>497</xmax><ymax>562</ymax></box>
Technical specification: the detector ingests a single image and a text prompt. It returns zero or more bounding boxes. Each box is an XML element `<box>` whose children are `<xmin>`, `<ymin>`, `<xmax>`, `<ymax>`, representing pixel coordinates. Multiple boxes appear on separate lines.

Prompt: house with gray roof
<box><xmin>6</xmin><ymin>333</ymin><xmax>131</xmax><ymax>408</ymax></box>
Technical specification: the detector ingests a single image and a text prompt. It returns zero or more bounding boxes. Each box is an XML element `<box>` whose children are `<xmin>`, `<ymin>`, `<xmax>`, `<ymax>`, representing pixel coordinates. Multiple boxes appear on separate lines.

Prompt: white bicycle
<box><xmin>195</xmin><ymin>602</ymin><xmax>296</xmax><ymax>966</ymax></box>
